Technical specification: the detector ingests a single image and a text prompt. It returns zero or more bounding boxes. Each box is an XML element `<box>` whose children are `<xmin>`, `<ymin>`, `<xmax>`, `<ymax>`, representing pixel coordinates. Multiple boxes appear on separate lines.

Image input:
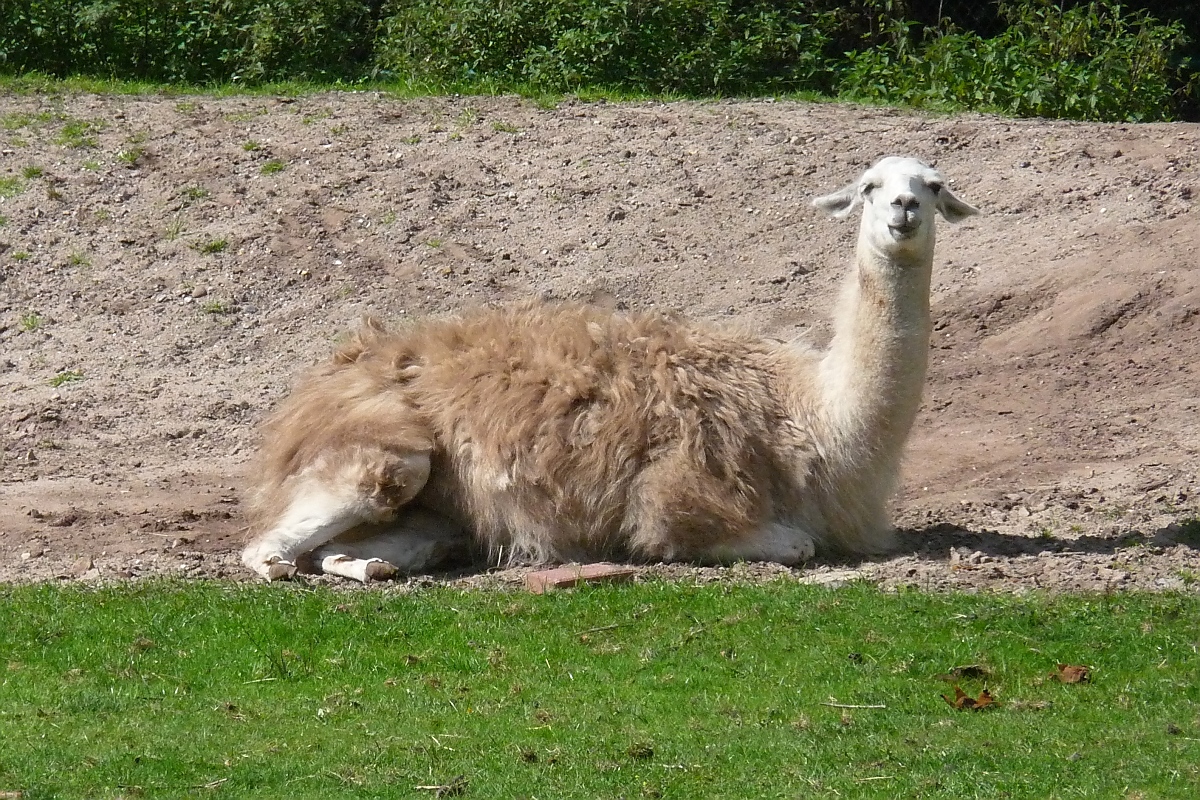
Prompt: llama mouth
<box><xmin>889</xmin><ymin>222</ymin><xmax>919</xmax><ymax>238</ymax></box>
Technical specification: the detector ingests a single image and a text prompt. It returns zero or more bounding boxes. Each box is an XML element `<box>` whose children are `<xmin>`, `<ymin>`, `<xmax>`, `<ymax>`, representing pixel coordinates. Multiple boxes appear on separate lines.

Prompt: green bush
<box><xmin>840</xmin><ymin>1</ymin><xmax>1195</xmax><ymax>121</ymax></box>
<box><xmin>373</xmin><ymin>0</ymin><xmax>880</xmax><ymax>95</ymax></box>
<box><xmin>0</xmin><ymin>0</ymin><xmax>1195</xmax><ymax>121</ymax></box>
<box><xmin>0</xmin><ymin>0</ymin><xmax>377</xmax><ymax>83</ymax></box>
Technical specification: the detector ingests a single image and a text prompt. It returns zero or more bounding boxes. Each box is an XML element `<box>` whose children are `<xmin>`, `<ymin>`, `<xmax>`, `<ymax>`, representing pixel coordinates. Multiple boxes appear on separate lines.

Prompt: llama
<box><xmin>242</xmin><ymin>156</ymin><xmax>978</xmax><ymax>582</ymax></box>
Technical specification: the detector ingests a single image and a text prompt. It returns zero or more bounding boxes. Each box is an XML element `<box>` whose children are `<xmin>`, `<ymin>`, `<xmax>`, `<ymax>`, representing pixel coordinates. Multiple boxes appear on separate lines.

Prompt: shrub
<box><xmin>840</xmin><ymin>1</ymin><xmax>1195</xmax><ymax>121</ymax></box>
<box><xmin>373</xmin><ymin>0</ymin><xmax>884</xmax><ymax>95</ymax></box>
<box><xmin>0</xmin><ymin>0</ymin><xmax>377</xmax><ymax>84</ymax></box>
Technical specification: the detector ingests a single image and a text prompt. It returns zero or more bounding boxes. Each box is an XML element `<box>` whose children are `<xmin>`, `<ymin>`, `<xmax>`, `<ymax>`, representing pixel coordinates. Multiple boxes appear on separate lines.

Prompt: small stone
<box><xmin>190</xmin><ymin>286</ymin><xmax>208</xmax><ymax>298</ymax></box>
<box><xmin>69</xmin><ymin>555</ymin><xmax>94</xmax><ymax>577</ymax></box>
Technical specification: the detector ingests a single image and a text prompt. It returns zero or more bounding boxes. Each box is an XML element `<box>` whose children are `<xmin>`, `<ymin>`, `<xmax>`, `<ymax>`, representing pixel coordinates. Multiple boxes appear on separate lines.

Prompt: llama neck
<box><xmin>818</xmin><ymin>235</ymin><xmax>933</xmax><ymax>467</ymax></box>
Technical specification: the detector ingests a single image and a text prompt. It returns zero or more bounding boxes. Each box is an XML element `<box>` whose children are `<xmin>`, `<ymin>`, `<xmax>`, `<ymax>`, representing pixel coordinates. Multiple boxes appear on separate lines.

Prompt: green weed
<box><xmin>164</xmin><ymin>217</ymin><xmax>185</xmax><ymax>241</ymax></box>
<box><xmin>198</xmin><ymin>238</ymin><xmax>229</xmax><ymax>254</ymax></box>
<box><xmin>201</xmin><ymin>299</ymin><xmax>232</xmax><ymax>314</ymax></box>
<box><xmin>19</xmin><ymin>312</ymin><xmax>43</xmax><ymax>331</ymax></box>
<box><xmin>116</xmin><ymin>146</ymin><xmax>144</xmax><ymax>165</ymax></box>
<box><xmin>180</xmin><ymin>185</ymin><xmax>209</xmax><ymax>203</ymax></box>
<box><xmin>21</xmin><ymin>165</ymin><xmax>43</xmax><ymax>179</ymax></box>
<box><xmin>54</xmin><ymin>118</ymin><xmax>105</xmax><ymax>148</ymax></box>
<box><xmin>48</xmin><ymin>370</ymin><xmax>83</xmax><ymax>387</ymax></box>
<box><xmin>241</xmin><ymin>140</ymin><xmax>261</xmax><ymax>151</ymax></box>
<box><xmin>0</xmin><ymin>177</ymin><xmax>25</xmax><ymax>199</ymax></box>
<box><xmin>66</xmin><ymin>251</ymin><xmax>90</xmax><ymax>267</ymax></box>
<box><xmin>12</xmin><ymin>250</ymin><xmax>31</xmax><ymax>261</ymax></box>
<box><xmin>260</xmin><ymin>159</ymin><xmax>286</xmax><ymax>175</ymax></box>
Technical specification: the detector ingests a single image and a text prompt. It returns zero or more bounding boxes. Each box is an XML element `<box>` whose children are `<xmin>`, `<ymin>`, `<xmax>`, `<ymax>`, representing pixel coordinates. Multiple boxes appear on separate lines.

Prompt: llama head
<box><xmin>812</xmin><ymin>156</ymin><xmax>978</xmax><ymax>255</ymax></box>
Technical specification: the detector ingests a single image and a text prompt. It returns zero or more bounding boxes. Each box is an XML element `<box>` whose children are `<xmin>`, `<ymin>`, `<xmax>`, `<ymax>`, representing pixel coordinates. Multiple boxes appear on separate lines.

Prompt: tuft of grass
<box><xmin>0</xmin><ymin>176</ymin><xmax>25</xmax><ymax>199</ymax></box>
<box><xmin>401</xmin><ymin>134</ymin><xmax>421</xmax><ymax>144</ymax></box>
<box><xmin>198</xmin><ymin>238</ymin><xmax>229</xmax><ymax>254</ymax></box>
<box><xmin>65</xmin><ymin>251</ymin><xmax>90</xmax><ymax>268</ymax></box>
<box><xmin>491</xmin><ymin>120</ymin><xmax>520</xmax><ymax>133</ymax></box>
<box><xmin>0</xmin><ymin>582</ymin><xmax>1198</xmax><ymax>799</ymax></box>
<box><xmin>116</xmin><ymin>146</ymin><xmax>144</xmax><ymax>166</ymax></box>
<box><xmin>81</xmin><ymin>159</ymin><xmax>101</xmax><ymax>171</ymax></box>
<box><xmin>0</xmin><ymin>213</ymin><xmax>7</xmax><ymax>226</ymax></box>
<box><xmin>241</xmin><ymin>139</ymin><xmax>261</xmax><ymax>151</ymax></box>
<box><xmin>198</xmin><ymin>299</ymin><xmax>230</xmax><ymax>316</ymax></box>
<box><xmin>260</xmin><ymin>158</ymin><xmax>286</xmax><ymax>175</ymax></box>
<box><xmin>53</xmin><ymin>118</ymin><xmax>105</xmax><ymax>148</ymax></box>
<box><xmin>12</xmin><ymin>250</ymin><xmax>31</xmax><ymax>261</ymax></box>
<box><xmin>48</xmin><ymin>369</ymin><xmax>83</xmax><ymax>387</ymax></box>
<box><xmin>19</xmin><ymin>312</ymin><xmax>43</xmax><ymax>331</ymax></box>
<box><xmin>164</xmin><ymin>217</ymin><xmax>185</xmax><ymax>241</ymax></box>
<box><xmin>180</xmin><ymin>185</ymin><xmax>209</xmax><ymax>203</ymax></box>
<box><xmin>200</xmin><ymin>299</ymin><xmax>232</xmax><ymax>314</ymax></box>
<box><xmin>21</xmin><ymin>165</ymin><xmax>43</xmax><ymax>179</ymax></box>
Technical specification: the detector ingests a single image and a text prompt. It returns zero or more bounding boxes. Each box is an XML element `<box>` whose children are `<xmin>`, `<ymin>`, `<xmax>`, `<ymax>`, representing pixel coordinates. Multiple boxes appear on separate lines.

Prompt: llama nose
<box><xmin>892</xmin><ymin>193</ymin><xmax>919</xmax><ymax>211</ymax></box>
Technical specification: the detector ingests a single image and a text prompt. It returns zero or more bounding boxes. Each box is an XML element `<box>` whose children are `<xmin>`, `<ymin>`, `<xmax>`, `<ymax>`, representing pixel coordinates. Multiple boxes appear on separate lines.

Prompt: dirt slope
<box><xmin>1</xmin><ymin>93</ymin><xmax>1197</xmax><ymax>590</ymax></box>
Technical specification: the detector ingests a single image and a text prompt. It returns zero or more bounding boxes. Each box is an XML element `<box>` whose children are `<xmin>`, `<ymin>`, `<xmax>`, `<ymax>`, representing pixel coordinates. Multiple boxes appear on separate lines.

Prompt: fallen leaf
<box><xmin>1052</xmin><ymin>663</ymin><xmax>1091</xmax><ymax>684</ymax></box>
<box><xmin>941</xmin><ymin>684</ymin><xmax>997</xmax><ymax>711</ymax></box>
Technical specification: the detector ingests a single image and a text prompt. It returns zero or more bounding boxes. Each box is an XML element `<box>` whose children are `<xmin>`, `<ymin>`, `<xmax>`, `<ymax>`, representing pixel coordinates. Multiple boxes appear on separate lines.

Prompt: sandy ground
<box><xmin>1</xmin><ymin>92</ymin><xmax>1198</xmax><ymax>592</ymax></box>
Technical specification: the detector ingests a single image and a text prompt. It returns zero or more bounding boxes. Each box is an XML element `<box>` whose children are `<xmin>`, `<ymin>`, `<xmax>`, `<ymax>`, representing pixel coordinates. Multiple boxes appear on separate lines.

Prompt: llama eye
<box><xmin>862</xmin><ymin>182</ymin><xmax>878</xmax><ymax>195</ymax></box>
<box><xmin>927</xmin><ymin>181</ymin><xmax>944</xmax><ymax>194</ymax></box>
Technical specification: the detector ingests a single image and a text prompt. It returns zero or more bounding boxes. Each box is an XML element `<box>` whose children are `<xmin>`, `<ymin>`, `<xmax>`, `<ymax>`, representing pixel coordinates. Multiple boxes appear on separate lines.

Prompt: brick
<box><xmin>524</xmin><ymin>562</ymin><xmax>639</xmax><ymax>594</ymax></box>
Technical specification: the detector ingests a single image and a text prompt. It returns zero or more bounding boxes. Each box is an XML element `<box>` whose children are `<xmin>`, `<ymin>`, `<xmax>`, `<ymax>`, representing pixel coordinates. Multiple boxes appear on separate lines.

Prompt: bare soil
<box><xmin>2</xmin><ymin>92</ymin><xmax>1198</xmax><ymax>592</ymax></box>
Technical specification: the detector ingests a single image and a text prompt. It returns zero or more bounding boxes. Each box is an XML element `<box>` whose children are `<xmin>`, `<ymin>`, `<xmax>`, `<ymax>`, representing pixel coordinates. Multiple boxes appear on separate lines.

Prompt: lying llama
<box><xmin>242</xmin><ymin>156</ymin><xmax>978</xmax><ymax>582</ymax></box>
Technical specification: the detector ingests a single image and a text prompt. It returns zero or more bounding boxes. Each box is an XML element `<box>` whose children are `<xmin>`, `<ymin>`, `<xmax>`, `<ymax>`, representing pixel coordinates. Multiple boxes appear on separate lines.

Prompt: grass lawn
<box><xmin>1</xmin><ymin>580</ymin><xmax>1197</xmax><ymax>799</ymax></box>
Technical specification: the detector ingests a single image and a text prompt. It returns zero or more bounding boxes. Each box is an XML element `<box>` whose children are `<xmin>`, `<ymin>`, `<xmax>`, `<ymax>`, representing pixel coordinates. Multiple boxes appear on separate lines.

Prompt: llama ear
<box><xmin>935</xmin><ymin>186</ymin><xmax>979</xmax><ymax>223</ymax></box>
<box><xmin>812</xmin><ymin>182</ymin><xmax>861</xmax><ymax>219</ymax></box>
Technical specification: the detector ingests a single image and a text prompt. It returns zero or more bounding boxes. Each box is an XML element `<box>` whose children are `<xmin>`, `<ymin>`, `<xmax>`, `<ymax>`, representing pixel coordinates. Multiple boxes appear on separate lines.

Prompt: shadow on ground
<box><xmin>883</xmin><ymin>519</ymin><xmax>1200</xmax><ymax>561</ymax></box>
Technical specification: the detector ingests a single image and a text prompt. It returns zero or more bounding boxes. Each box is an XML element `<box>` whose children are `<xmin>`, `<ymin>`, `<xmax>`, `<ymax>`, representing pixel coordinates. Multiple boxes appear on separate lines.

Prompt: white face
<box><xmin>812</xmin><ymin>156</ymin><xmax>979</xmax><ymax>250</ymax></box>
<box><xmin>858</xmin><ymin>156</ymin><xmax>946</xmax><ymax>245</ymax></box>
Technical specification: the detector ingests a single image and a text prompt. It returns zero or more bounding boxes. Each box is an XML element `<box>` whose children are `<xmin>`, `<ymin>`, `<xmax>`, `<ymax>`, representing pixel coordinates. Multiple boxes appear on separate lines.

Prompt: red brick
<box><xmin>524</xmin><ymin>562</ymin><xmax>639</xmax><ymax>594</ymax></box>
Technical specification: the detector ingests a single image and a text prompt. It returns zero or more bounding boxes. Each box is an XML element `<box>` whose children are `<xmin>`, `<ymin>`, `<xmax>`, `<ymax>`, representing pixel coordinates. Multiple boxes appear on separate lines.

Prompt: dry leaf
<box><xmin>1052</xmin><ymin>663</ymin><xmax>1091</xmax><ymax>684</ymax></box>
<box><xmin>941</xmin><ymin>684</ymin><xmax>997</xmax><ymax>711</ymax></box>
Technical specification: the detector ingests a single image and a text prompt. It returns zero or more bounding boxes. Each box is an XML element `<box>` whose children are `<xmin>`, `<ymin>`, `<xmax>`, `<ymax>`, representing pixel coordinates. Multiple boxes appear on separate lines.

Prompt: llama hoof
<box><xmin>364</xmin><ymin>559</ymin><xmax>399</xmax><ymax>581</ymax></box>
<box><xmin>320</xmin><ymin>554</ymin><xmax>398</xmax><ymax>582</ymax></box>
<box><xmin>266</xmin><ymin>560</ymin><xmax>298</xmax><ymax>582</ymax></box>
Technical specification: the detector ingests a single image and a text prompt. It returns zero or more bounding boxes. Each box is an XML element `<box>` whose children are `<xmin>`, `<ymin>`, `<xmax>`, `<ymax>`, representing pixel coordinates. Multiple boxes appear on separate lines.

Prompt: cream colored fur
<box><xmin>242</xmin><ymin>156</ymin><xmax>978</xmax><ymax>581</ymax></box>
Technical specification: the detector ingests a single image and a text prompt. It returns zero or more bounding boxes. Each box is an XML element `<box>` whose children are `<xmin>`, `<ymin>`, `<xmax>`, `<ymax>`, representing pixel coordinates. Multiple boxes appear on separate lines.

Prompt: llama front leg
<box><xmin>311</xmin><ymin>509</ymin><xmax>471</xmax><ymax>583</ymax></box>
<box><xmin>244</xmin><ymin>448</ymin><xmax>434</xmax><ymax>581</ymax></box>
<box><xmin>242</xmin><ymin>482</ymin><xmax>369</xmax><ymax>581</ymax></box>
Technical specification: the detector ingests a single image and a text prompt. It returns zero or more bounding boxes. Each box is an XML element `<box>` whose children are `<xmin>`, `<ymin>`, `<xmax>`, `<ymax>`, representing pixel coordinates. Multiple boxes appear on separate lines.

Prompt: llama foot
<box><xmin>266</xmin><ymin>560</ymin><xmax>298</xmax><ymax>582</ymax></box>
<box><xmin>321</xmin><ymin>554</ymin><xmax>399</xmax><ymax>583</ymax></box>
<box><xmin>242</xmin><ymin>548</ymin><xmax>298</xmax><ymax>582</ymax></box>
<box><xmin>707</xmin><ymin>522</ymin><xmax>816</xmax><ymax>565</ymax></box>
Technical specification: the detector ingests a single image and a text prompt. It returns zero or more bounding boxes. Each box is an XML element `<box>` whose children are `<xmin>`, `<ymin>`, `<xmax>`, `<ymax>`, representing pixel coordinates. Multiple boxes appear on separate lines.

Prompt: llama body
<box><xmin>243</xmin><ymin>156</ymin><xmax>978</xmax><ymax>581</ymax></box>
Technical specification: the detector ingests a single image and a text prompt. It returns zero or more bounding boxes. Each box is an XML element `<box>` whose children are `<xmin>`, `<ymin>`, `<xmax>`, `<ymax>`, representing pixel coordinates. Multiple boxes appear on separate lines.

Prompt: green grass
<box><xmin>200</xmin><ymin>299</ymin><xmax>232</xmax><ymax>314</ymax></box>
<box><xmin>21</xmin><ymin>165</ymin><xmax>43</xmax><ymax>179</ymax></box>
<box><xmin>0</xmin><ymin>176</ymin><xmax>25</xmax><ymax>199</ymax></box>
<box><xmin>198</xmin><ymin>238</ymin><xmax>229</xmax><ymax>254</ymax></box>
<box><xmin>47</xmin><ymin>369</ymin><xmax>83</xmax><ymax>386</ymax></box>
<box><xmin>19</xmin><ymin>311</ymin><xmax>43</xmax><ymax>331</ymax></box>
<box><xmin>0</xmin><ymin>581</ymin><xmax>1197</xmax><ymax>799</ymax></box>
<box><xmin>259</xmin><ymin>158</ymin><xmax>287</xmax><ymax>175</ymax></box>
<box><xmin>53</xmin><ymin>118</ymin><xmax>106</xmax><ymax>148</ymax></box>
